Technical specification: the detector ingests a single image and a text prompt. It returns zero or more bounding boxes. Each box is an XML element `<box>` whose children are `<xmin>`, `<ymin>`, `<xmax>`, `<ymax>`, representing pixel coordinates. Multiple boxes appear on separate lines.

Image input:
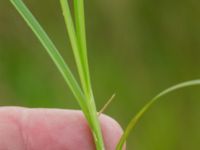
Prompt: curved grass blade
<box><xmin>117</xmin><ymin>79</ymin><xmax>200</xmax><ymax>150</ymax></box>
<box><xmin>59</xmin><ymin>0</ymin><xmax>104</xmax><ymax>149</ymax></box>
<box><xmin>9</xmin><ymin>0</ymin><xmax>90</xmax><ymax>116</ymax></box>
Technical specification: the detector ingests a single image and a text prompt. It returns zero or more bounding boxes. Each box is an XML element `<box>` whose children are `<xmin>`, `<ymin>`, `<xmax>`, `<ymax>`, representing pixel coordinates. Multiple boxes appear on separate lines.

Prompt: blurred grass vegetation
<box><xmin>0</xmin><ymin>0</ymin><xmax>200</xmax><ymax>149</ymax></box>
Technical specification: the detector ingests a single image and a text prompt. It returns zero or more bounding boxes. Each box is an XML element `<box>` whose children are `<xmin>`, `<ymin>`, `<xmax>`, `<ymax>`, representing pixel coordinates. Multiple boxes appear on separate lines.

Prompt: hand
<box><xmin>0</xmin><ymin>107</ymin><xmax>124</xmax><ymax>150</ymax></box>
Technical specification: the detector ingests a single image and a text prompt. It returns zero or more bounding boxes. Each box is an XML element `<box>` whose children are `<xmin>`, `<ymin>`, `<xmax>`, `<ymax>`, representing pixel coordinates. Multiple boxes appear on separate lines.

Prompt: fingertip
<box><xmin>99</xmin><ymin>114</ymin><xmax>126</xmax><ymax>150</ymax></box>
<box><xmin>0</xmin><ymin>107</ymin><xmax>126</xmax><ymax>150</ymax></box>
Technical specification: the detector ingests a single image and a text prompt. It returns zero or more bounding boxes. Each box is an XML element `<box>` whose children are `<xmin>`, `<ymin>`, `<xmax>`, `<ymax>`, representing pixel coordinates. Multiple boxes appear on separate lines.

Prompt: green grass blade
<box><xmin>117</xmin><ymin>79</ymin><xmax>200</xmax><ymax>150</ymax></box>
<box><xmin>59</xmin><ymin>0</ymin><xmax>104</xmax><ymax>149</ymax></box>
<box><xmin>74</xmin><ymin>0</ymin><xmax>91</xmax><ymax>94</ymax></box>
<box><xmin>9</xmin><ymin>0</ymin><xmax>89</xmax><ymax>114</ymax></box>
<box><xmin>59</xmin><ymin>0</ymin><xmax>90</xmax><ymax>95</ymax></box>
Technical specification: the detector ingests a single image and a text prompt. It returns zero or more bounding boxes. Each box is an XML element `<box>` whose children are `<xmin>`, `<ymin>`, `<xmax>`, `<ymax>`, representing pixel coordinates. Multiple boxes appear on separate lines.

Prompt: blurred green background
<box><xmin>1</xmin><ymin>0</ymin><xmax>200</xmax><ymax>149</ymax></box>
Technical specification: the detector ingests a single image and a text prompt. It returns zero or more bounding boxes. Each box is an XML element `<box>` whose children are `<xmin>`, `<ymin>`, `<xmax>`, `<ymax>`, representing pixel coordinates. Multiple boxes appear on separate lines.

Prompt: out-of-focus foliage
<box><xmin>0</xmin><ymin>0</ymin><xmax>200</xmax><ymax>149</ymax></box>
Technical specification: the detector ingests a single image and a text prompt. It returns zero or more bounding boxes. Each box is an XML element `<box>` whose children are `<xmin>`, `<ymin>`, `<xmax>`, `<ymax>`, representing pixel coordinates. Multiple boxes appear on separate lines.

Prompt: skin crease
<box><xmin>0</xmin><ymin>107</ymin><xmax>126</xmax><ymax>150</ymax></box>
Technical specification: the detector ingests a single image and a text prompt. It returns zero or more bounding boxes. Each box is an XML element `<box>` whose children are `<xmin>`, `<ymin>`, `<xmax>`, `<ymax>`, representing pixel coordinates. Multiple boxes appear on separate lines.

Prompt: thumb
<box><xmin>0</xmin><ymin>107</ymin><xmax>125</xmax><ymax>150</ymax></box>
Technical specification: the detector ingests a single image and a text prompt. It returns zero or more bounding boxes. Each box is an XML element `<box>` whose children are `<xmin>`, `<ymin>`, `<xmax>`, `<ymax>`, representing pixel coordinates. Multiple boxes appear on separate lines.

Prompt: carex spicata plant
<box><xmin>9</xmin><ymin>0</ymin><xmax>200</xmax><ymax>149</ymax></box>
<box><xmin>10</xmin><ymin>0</ymin><xmax>104</xmax><ymax>149</ymax></box>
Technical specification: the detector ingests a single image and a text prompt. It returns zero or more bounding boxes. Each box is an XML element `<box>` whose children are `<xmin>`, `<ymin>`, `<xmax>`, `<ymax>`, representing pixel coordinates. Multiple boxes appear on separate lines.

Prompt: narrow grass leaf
<box><xmin>9</xmin><ymin>0</ymin><xmax>89</xmax><ymax>115</ymax></box>
<box><xmin>59</xmin><ymin>0</ymin><xmax>89</xmax><ymax>95</ymax></box>
<box><xmin>74</xmin><ymin>0</ymin><xmax>91</xmax><ymax>95</ymax></box>
<box><xmin>117</xmin><ymin>79</ymin><xmax>200</xmax><ymax>150</ymax></box>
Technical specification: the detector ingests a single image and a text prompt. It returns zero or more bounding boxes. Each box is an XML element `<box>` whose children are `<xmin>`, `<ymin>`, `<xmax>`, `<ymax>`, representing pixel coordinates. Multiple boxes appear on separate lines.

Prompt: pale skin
<box><xmin>0</xmin><ymin>107</ymin><xmax>125</xmax><ymax>150</ymax></box>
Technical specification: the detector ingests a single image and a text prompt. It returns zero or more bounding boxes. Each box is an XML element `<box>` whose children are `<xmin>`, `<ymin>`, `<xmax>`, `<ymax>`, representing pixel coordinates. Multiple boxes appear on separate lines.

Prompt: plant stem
<box><xmin>59</xmin><ymin>0</ymin><xmax>104</xmax><ymax>149</ymax></box>
<box><xmin>74</xmin><ymin>0</ymin><xmax>105</xmax><ymax>149</ymax></box>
